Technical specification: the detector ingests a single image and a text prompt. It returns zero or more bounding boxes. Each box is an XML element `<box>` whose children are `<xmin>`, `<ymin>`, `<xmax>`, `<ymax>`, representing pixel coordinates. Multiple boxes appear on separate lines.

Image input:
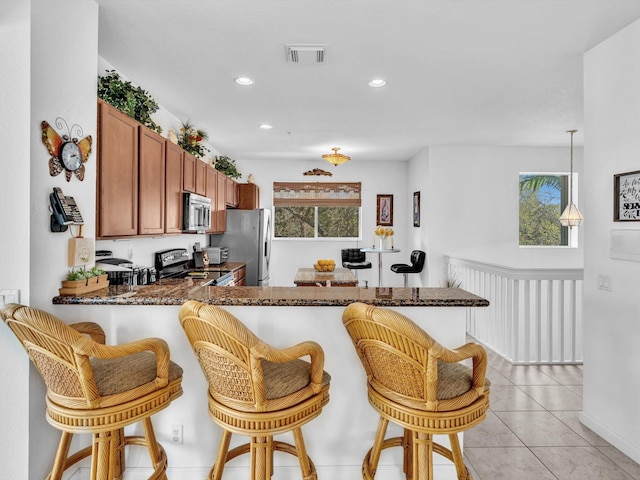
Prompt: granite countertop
<box><xmin>52</xmin><ymin>280</ymin><xmax>489</xmax><ymax>307</ymax></box>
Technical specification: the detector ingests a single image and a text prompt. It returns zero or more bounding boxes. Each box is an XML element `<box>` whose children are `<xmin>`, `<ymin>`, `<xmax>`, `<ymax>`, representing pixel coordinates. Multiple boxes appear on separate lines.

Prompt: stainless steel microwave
<box><xmin>183</xmin><ymin>192</ymin><xmax>211</xmax><ymax>232</ymax></box>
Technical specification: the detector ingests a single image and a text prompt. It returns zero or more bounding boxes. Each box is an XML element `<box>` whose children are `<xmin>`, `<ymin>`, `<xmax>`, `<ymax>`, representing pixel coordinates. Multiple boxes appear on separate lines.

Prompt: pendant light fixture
<box><xmin>322</xmin><ymin>147</ymin><xmax>350</xmax><ymax>167</ymax></box>
<box><xmin>559</xmin><ymin>129</ymin><xmax>584</xmax><ymax>228</ymax></box>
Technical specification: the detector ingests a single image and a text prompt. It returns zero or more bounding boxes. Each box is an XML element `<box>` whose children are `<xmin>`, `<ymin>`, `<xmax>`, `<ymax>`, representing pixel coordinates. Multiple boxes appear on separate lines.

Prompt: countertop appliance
<box><xmin>206</xmin><ymin>246</ymin><xmax>229</xmax><ymax>265</ymax></box>
<box><xmin>95</xmin><ymin>250</ymin><xmax>157</xmax><ymax>286</ymax></box>
<box><xmin>154</xmin><ymin>248</ymin><xmax>234</xmax><ymax>286</ymax></box>
<box><xmin>183</xmin><ymin>192</ymin><xmax>211</xmax><ymax>232</ymax></box>
<box><xmin>210</xmin><ymin>208</ymin><xmax>271</xmax><ymax>286</ymax></box>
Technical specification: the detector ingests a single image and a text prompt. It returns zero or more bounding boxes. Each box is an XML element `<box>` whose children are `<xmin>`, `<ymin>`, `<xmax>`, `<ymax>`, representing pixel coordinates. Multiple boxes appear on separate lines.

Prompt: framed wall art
<box><xmin>376</xmin><ymin>194</ymin><xmax>393</xmax><ymax>226</ymax></box>
<box><xmin>614</xmin><ymin>170</ymin><xmax>640</xmax><ymax>221</ymax></box>
<box><xmin>413</xmin><ymin>191</ymin><xmax>421</xmax><ymax>227</ymax></box>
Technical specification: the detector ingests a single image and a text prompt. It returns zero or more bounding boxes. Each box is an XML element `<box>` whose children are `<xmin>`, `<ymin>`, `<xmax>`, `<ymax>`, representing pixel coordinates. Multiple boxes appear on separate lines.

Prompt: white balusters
<box><xmin>446</xmin><ymin>257</ymin><xmax>583</xmax><ymax>365</ymax></box>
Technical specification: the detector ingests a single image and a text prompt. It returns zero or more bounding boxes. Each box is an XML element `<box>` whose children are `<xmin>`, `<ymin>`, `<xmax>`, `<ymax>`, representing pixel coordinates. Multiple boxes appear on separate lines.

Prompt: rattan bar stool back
<box><xmin>342</xmin><ymin>302</ymin><xmax>490</xmax><ymax>480</ymax></box>
<box><xmin>179</xmin><ymin>300</ymin><xmax>331</xmax><ymax>480</ymax></box>
<box><xmin>1</xmin><ymin>303</ymin><xmax>183</xmax><ymax>480</ymax></box>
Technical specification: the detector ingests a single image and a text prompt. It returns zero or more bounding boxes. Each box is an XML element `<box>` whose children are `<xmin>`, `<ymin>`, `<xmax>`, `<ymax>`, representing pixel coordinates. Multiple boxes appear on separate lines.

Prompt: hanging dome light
<box><xmin>322</xmin><ymin>147</ymin><xmax>350</xmax><ymax>166</ymax></box>
<box><xmin>559</xmin><ymin>129</ymin><xmax>584</xmax><ymax>228</ymax></box>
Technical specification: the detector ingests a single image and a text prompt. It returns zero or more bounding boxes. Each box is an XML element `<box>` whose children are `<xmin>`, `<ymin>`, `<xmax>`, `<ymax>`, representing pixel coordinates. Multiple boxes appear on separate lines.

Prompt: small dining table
<box><xmin>360</xmin><ymin>247</ymin><xmax>401</xmax><ymax>287</ymax></box>
<box><xmin>293</xmin><ymin>268</ymin><xmax>358</xmax><ymax>287</ymax></box>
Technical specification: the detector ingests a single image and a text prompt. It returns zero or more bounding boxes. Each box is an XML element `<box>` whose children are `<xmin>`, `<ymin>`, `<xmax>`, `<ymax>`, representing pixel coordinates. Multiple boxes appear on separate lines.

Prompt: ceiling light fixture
<box><xmin>258</xmin><ymin>124</ymin><xmax>272</xmax><ymax>130</ymax></box>
<box><xmin>234</xmin><ymin>77</ymin><xmax>254</xmax><ymax>86</ymax></box>
<box><xmin>369</xmin><ymin>79</ymin><xmax>386</xmax><ymax>87</ymax></box>
<box><xmin>559</xmin><ymin>129</ymin><xmax>584</xmax><ymax>228</ymax></box>
<box><xmin>322</xmin><ymin>147</ymin><xmax>350</xmax><ymax>167</ymax></box>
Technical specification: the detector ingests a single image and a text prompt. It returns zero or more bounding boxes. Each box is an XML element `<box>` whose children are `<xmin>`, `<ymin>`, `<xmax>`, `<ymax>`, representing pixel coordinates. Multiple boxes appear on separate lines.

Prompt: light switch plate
<box><xmin>597</xmin><ymin>274</ymin><xmax>612</xmax><ymax>292</ymax></box>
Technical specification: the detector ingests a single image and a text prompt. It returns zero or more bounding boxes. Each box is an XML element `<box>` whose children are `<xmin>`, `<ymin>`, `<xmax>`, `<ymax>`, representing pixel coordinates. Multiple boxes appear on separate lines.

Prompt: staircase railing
<box><xmin>446</xmin><ymin>256</ymin><xmax>583</xmax><ymax>364</ymax></box>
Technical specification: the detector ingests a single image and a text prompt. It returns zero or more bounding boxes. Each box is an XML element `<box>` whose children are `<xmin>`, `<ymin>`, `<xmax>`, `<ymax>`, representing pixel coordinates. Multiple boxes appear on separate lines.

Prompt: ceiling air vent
<box><xmin>285</xmin><ymin>44</ymin><xmax>327</xmax><ymax>64</ymax></box>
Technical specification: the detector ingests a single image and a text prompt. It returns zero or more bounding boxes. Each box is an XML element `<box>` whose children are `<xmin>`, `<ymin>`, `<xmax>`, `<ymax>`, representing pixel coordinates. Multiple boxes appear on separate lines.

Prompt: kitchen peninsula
<box><xmin>51</xmin><ymin>285</ymin><xmax>488</xmax><ymax>479</ymax></box>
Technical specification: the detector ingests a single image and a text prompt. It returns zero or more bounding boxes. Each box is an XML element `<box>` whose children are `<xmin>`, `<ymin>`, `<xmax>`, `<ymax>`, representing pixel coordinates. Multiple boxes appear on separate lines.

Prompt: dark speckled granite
<box><xmin>52</xmin><ymin>280</ymin><xmax>489</xmax><ymax>307</ymax></box>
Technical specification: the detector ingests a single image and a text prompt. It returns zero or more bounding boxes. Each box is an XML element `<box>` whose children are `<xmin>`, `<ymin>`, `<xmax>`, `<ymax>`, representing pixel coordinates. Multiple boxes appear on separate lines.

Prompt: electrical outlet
<box><xmin>170</xmin><ymin>425</ymin><xmax>183</xmax><ymax>444</ymax></box>
<box><xmin>597</xmin><ymin>274</ymin><xmax>612</xmax><ymax>292</ymax></box>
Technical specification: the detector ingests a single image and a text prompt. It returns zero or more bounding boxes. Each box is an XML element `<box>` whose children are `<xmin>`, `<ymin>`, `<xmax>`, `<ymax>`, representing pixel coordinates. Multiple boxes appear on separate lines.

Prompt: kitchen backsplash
<box><xmin>95</xmin><ymin>233</ymin><xmax>209</xmax><ymax>266</ymax></box>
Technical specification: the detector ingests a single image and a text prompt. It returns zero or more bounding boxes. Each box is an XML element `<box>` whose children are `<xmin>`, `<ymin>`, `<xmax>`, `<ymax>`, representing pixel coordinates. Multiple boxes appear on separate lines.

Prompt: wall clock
<box><xmin>41</xmin><ymin>118</ymin><xmax>92</xmax><ymax>182</ymax></box>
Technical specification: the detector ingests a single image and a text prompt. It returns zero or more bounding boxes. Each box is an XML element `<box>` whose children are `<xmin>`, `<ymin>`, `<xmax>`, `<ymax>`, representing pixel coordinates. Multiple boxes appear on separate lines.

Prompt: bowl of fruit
<box><xmin>314</xmin><ymin>259</ymin><xmax>336</xmax><ymax>273</ymax></box>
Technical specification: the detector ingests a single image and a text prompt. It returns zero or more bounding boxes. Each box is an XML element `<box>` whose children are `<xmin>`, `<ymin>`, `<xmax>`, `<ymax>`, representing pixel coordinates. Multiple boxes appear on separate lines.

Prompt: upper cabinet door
<box><xmin>138</xmin><ymin>128</ymin><xmax>166</xmax><ymax>235</ymax></box>
<box><xmin>97</xmin><ymin>100</ymin><xmax>139</xmax><ymax>238</ymax></box>
<box><xmin>226</xmin><ymin>177</ymin><xmax>238</xmax><ymax>207</ymax></box>
<box><xmin>183</xmin><ymin>152</ymin><xmax>196</xmax><ymax>193</ymax></box>
<box><xmin>195</xmin><ymin>159</ymin><xmax>207</xmax><ymax>196</ymax></box>
<box><xmin>205</xmin><ymin>164</ymin><xmax>218</xmax><ymax>233</ymax></box>
<box><xmin>165</xmin><ymin>142</ymin><xmax>183</xmax><ymax>234</ymax></box>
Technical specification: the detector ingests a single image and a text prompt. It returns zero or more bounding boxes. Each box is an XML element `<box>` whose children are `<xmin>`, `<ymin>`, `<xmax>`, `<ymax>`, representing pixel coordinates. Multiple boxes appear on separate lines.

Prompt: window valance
<box><xmin>273</xmin><ymin>182</ymin><xmax>361</xmax><ymax>207</ymax></box>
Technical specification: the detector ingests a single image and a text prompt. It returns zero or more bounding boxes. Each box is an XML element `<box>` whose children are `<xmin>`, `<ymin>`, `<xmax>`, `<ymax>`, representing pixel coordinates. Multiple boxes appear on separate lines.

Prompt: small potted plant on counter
<box><xmin>59</xmin><ymin>267</ymin><xmax>109</xmax><ymax>295</ymax></box>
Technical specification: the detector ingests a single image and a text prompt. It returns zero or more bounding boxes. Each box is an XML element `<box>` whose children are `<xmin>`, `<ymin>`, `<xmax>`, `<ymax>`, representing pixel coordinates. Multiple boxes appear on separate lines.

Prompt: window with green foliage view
<box><xmin>519</xmin><ymin>174</ymin><xmax>570</xmax><ymax>246</ymax></box>
<box><xmin>273</xmin><ymin>182</ymin><xmax>362</xmax><ymax>239</ymax></box>
<box><xmin>274</xmin><ymin>206</ymin><xmax>360</xmax><ymax>239</ymax></box>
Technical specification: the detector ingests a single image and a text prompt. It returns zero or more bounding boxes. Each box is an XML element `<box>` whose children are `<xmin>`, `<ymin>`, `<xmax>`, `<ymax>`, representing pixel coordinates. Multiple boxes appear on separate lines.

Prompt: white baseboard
<box><xmin>69</xmin><ymin>464</ymin><xmax>457</xmax><ymax>480</ymax></box>
<box><xmin>579</xmin><ymin>411</ymin><xmax>640</xmax><ymax>464</ymax></box>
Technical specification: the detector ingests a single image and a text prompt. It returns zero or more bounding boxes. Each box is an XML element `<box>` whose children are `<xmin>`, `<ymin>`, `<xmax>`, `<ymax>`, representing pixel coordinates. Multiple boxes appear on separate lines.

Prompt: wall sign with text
<box><xmin>614</xmin><ymin>170</ymin><xmax>640</xmax><ymax>221</ymax></box>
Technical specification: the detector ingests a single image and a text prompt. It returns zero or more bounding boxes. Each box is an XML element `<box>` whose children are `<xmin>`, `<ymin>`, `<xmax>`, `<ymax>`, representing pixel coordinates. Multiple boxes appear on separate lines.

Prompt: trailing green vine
<box><xmin>98</xmin><ymin>70</ymin><xmax>162</xmax><ymax>133</ymax></box>
<box><xmin>214</xmin><ymin>155</ymin><xmax>241</xmax><ymax>179</ymax></box>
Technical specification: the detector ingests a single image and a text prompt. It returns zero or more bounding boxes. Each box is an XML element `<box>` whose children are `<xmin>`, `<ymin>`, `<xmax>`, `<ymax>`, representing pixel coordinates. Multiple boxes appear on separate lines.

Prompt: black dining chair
<box><xmin>390</xmin><ymin>250</ymin><xmax>426</xmax><ymax>287</ymax></box>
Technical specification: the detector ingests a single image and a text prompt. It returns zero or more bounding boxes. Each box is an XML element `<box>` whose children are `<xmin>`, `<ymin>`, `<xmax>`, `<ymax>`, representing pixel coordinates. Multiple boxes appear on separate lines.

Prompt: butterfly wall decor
<box><xmin>41</xmin><ymin>118</ymin><xmax>93</xmax><ymax>182</ymax></box>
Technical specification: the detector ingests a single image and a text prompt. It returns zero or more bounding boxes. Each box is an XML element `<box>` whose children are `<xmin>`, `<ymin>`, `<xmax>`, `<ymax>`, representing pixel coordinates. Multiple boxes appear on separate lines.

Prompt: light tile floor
<box><xmin>464</xmin><ymin>345</ymin><xmax>640</xmax><ymax>480</ymax></box>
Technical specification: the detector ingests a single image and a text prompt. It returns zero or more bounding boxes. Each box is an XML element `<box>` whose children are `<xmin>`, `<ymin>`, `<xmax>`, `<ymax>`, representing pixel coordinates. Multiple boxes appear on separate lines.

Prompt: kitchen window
<box><xmin>273</xmin><ymin>182</ymin><xmax>361</xmax><ymax>239</ymax></box>
<box><xmin>519</xmin><ymin>173</ymin><xmax>577</xmax><ymax>247</ymax></box>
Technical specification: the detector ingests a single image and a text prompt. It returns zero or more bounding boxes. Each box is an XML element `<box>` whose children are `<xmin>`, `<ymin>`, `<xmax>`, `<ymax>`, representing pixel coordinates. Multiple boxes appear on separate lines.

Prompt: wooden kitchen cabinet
<box><xmin>233</xmin><ymin>265</ymin><xmax>246</xmax><ymax>286</ymax></box>
<box><xmin>237</xmin><ymin>183</ymin><xmax>260</xmax><ymax>209</ymax></box>
<box><xmin>138</xmin><ymin>128</ymin><xmax>166</xmax><ymax>235</ymax></box>
<box><xmin>97</xmin><ymin>100</ymin><xmax>139</xmax><ymax>237</ymax></box>
<box><xmin>183</xmin><ymin>152</ymin><xmax>207</xmax><ymax>196</ymax></box>
<box><xmin>216</xmin><ymin>170</ymin><xmax>227</xmax><ymax>232</ymax></box>
<box><xmin>225</xmin><ymin>177</ymin><xmax>238</xmax><ymax>207</ymax></box>
<box><xmin>195</xmin><ymin>159</ymin><xmax>207</xmax><ymax>195</ymax></box>
<box><xmin>182</xmin><ymin>152</ymin><xmax>196</xmax><ymax>193</ymax></box>
<box><xmin>205</xmin><ymin>164</ymin><xmax>219</xmax><ymax>233</ymax></box>
<box><xmin>165</xmin><ymin>141</ymin><xmax>183</xmax><ymax>234</ymax></box>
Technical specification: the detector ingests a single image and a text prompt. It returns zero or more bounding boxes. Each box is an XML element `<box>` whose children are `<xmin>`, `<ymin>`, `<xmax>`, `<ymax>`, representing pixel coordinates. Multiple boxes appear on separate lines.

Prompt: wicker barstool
<box><xmin>0</xmin><ymin>303</ymin><xmax>183</xmax><ymax>480</ymax></box>
<box><xmin>179</xmin><ymin>300</ymin><xmax>331</xmax><ymax>480</ymax></box>
<box><xmin>342</xmin><ymin>302</ymin><xmax>490</xmax><ymax>480</ymax></box>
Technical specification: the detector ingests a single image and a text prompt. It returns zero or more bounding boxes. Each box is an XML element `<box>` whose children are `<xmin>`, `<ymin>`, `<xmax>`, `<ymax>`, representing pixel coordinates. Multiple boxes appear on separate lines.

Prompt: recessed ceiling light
<box><xmin>234</xmin><ymin>77</ymin><xmax>254</xmax><ymax>86</ymax></box>
<box><xmin>258</xmin><ymin>124</ymin><xmax>272</xmax><ymax>130</ymax></box>
<box><xmin>369</xmin><ymin>79</ymin><xmax>386</xmax><ymax>87</ymax></box>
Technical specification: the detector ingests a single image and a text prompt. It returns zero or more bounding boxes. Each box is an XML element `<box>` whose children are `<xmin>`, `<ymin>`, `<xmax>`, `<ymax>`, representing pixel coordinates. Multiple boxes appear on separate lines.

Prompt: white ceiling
<box><xmin>94</xmin><ymin>0</ymin><xmax>640</xmax><ymax>163</ymax></box>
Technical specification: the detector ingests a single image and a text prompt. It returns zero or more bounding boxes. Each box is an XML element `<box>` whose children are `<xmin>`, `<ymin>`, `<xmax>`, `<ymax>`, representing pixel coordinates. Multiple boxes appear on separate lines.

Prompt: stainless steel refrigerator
<box><xmin>210</xmin><ymin>209</ymin><xmax>271</xmax><ymax>286</ymax></box>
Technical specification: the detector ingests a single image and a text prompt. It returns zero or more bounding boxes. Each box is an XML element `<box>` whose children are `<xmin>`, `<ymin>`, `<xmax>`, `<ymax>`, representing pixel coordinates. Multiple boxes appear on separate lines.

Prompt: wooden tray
<box><xmin>59</xmin><ymin>279</ymin><xmax>110</xmax><ymax>296</ymax></box>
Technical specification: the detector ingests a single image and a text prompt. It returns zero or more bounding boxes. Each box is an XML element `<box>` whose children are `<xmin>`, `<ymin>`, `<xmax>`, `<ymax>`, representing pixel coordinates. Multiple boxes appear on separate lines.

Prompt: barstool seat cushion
<box><xmin>92</xmin><ymin>352</ymin><xmax>184</xmax><ymax>396</ymax></box>
<box><xmin>343</xmin><ymin>260</ymin><xmax>372</xmax><ymax>270</ymax></box>
<box><xmin>437</xmin><ymin>361</ymin><xmax>491</xmax><ymax>400</ymax></box>
<box><xmin>390</xmin><ymin>263</ymin><xmax>417</xmax><ymax>274</ymax></box>
<box><xmin>264</xmin><ymin>359</ymin><xmax>331</xmax><ymax>400</ymax></box>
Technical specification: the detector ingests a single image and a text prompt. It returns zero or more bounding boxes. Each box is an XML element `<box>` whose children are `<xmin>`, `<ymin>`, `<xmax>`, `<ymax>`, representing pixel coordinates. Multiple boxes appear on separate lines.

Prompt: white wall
<box><xmin>233</xmin><ymin>158</ymin><xmax>409</xmax><ymax>287</ymax></box>
<box><xmin>412</xmin><ymin>146</ymin><xmax>585</xmax><ymax>286</ymax></box>
<box><xmin>0</xmin><ymin>3</ymin><xmax>32</xmax><ymax>477</ymax></box>
<box><xmin>581</xmin><ymin>18</ymin><xmax>640</xmax><ymax>463</ymax></box>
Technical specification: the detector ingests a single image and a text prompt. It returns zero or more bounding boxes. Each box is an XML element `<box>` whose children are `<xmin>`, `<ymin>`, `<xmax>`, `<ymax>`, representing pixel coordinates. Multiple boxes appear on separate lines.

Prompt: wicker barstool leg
<box><xmin>292</xmin><ymin>427</ymin><xmax>316</xmax><ymax>480</ymax></box>
<box><xmin>90</xmin><ymin>431</ymin><xmax>117</xmax><ymax>480</ymax></box>
<box><xmin>250</xmin><ymin>436</ymin><xmax>273</xmax><ymax>480</ymax></box>
<box><xmin>367</xmin><ymin>417</ymin><xmax>389</xmax><ymax>478</ymax></box>
<box><xmin>49</xmin><ymin>431</ymin><xmax>73</xmax><ymax>480</ymax></box>
<box><xmin>403</xmin><ymin>429</ymin><xmax>412</xmax><ymax>478</ymax></box>
<box><xmin>412</xmin><ymin>431</ymin><xmax>433</xmax><ymax>480</ymax></box>
<box><xmin>448</xmin><ymin>433</ymin><xmax>470</xmax><ymax>480</ymax></box>
<box><xmin>142</xmin><ymin>417</ymin><xmax>167</xmax><ymax>480</ymax></box>
<box><xmin>210</xmin><ymin>430</ymin><xmax>232</xmax><ymax>480</ymax></box>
